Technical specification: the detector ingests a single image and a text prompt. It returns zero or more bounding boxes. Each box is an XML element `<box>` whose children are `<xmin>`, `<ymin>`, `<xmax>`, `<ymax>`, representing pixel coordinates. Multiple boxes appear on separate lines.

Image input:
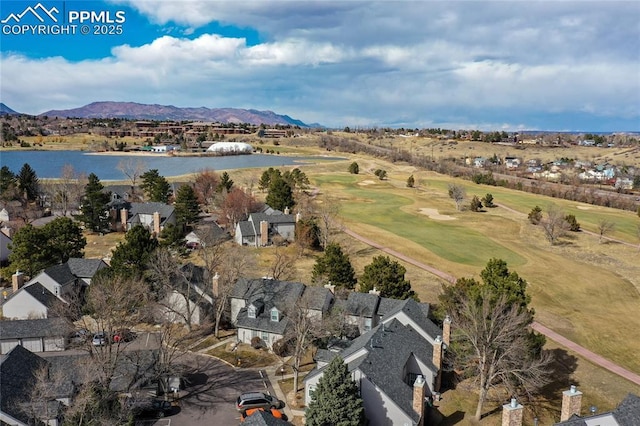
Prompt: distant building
<box><xmin>206</xmin><ymin>142</ymin><xmax>253</xmax><ymax>154</ymax></box>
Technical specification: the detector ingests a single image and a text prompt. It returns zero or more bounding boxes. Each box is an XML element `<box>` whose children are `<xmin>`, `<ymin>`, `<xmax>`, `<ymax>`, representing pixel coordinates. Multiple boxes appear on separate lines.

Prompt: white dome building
<box><xmin>206</xmin><ymin>142</ymin><xmax>253</xmax><ymax>154</ymax></box>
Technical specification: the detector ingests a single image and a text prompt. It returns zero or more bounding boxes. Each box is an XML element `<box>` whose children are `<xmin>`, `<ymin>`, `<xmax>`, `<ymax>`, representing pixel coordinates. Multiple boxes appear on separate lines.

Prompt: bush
<box><xmin>251</xmin><ymin>336</ymin><xmax>264</xmax><ymax>349</ymax></box>
<box><xmin>272</xmin><ymin>338</ymin><xmax>291</xmax><ymax>357</ymax></box>
<box><xmin>406</xmin><ymin>175</ymin><xmax>415</xmax><ymax>188</ymax></box>
<box><xmin>482</xmin><ymin>193</ymin><xmax>495</xmax><ymax>208</ymax></box>
<box><xmin>565</xmin><ymin>214</ymin><xmax>581</xmax><ymax>231</ymax></box>
<box><xmin>528</xmin><ymin>206</ymin><xmax>543</xmax><ymax>225</ymax></box>
<box><xmin>374</xmin><ymin>169</ymin><xmax>387</xmax><ymax>180</ymax></box>
<box><xmin>348</xmin><ymin>162</ymin><xmax>359</xmax><ymax>174</ymax></box>
<box><xmin>470</xmin><ymin>195</ymin><xmax>483</xmax><ymax>212</ymax></box>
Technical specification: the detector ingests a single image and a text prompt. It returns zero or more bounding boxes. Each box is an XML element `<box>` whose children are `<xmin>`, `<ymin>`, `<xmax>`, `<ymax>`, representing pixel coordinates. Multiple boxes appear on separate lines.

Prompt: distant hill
<box><xmin>0</xmin><ymin>103</ymin><xmax>19</xmax><ymax>115</ymax></box>
<box><xmin>40</xmin><ymin>101</ymin><xmax>310</xmax><ymax>127</ymax></box>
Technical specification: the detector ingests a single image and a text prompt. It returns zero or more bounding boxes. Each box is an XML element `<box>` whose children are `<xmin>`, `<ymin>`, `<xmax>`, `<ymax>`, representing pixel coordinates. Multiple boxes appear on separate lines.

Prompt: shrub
<box><xmin>272</xmin><ymin>338</ymin><xmax>291</xmax><ymax>357</ymax></box>
<box><xmin>406</xmin><ymin>175</ymin><xmax>415</xmax><ymax>188</ymax></box>
<box><xmin>348</xmin><ymin>162</ymin><xmax>359</xmax><ymax>174</ymax></box>
<box><xmin>482</xmin><ymin>193</ymin><xmax>495</xmax><ymax>208</ymax></box>
<box><xmin>528</xmin><ymin>206</ymin><xmax>543</xmax><ymax>225</ymax></box>
<box><xmin>251</xmin><ymin>336</ymin><xmax>264</xmax><ymax>349</ymax></box>
<box><xmin>565</xmin><ymin>214</ymin><xmax>581</xmax><ymax>231</ymax></box>
<box><xmin>470</xmin><ymin>195</ymin><xmax>483</xmax><ymax>212</ymax></box>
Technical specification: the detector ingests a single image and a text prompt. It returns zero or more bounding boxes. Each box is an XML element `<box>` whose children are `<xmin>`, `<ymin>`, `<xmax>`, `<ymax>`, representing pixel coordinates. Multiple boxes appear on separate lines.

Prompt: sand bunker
<box><xmin>576</xmin><ymin>206</ymin><xmax>592</xmax><ymax>210</ymax></box>
<box><xmin>419</xmin><ymin>208</ymin><xmax>456</xmax><ymax>221</ymax></box>
<box><xmin>359</xmin><ymin>180</ymin><xmax>376</xmax><ymax>186</ymax></box>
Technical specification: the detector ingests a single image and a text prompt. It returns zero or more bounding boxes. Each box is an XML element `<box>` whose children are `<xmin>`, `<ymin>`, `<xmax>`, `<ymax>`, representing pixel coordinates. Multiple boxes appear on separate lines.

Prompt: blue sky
<box><xmin>1</xmin><ymin>0</ymin><xmax>639</xmax><ymax>131</ymax></box>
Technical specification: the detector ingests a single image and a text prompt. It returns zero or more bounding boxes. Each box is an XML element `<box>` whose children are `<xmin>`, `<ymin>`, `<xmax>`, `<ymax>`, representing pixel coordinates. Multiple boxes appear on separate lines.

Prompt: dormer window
<box><xmin>248</xmin><ymin>305</ymin><xmax>256</xmax><ymax>319</ymax></box>
<box><xmin>270</xmin><ymin>307</ymin><xmax>280</xmax><ymax>322</ymax></box>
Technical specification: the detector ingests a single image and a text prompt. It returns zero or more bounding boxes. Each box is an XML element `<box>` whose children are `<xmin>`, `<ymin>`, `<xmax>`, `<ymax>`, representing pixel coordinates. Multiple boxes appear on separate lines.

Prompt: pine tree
<box><xmin>312</xmin><ymin>243</ymin><xmax>357</xmax><ymax>289</ymax></box>
<box><xmin>17</xmin><ymin>163</ymin><xmax>39</xmax><ymax>201</ymax></box>
<box><xmin>266</xmin><ymin>175</ymin><xmax>295</xmax><ymax>211</ymax></box>
<box><xmin>348</xmin><ymin>162</ymin><xmax>359</xmax><ymax>174</ymax></box>
<box><xmin>173</xmin><ymin>185</ymin><xmax>200</xmax><ymax>230</ymax></box>
<box><xmin>306</xmin><ymin>356</ymin><xmax>365</xmax><ymax>426</ymax></box>
<box><xmin>78</xmin><ymin>173</ymin><xmax>111</xmax><ymax>233</ymax></box>
<box><xmin>406</xmin><ymin>174</ymin><xmax>415</xmax><ymax>188</ymax></box>
<box><xmin>140</xmin><ymin>169</ymin><xmax>171</xmax><ymax>202</ymax></box>
<box><xmin>109</xmin><ymin>225</ymin><xmax>158</xmax><ymax>278</ymax></box>
<box><xmin>217</xmin><ymin>172</ymin><xmax>234</xmax><ymax>193</ymax></box>
<box><xmin>359</xmin><ymin>255</ymin><xmax>416</xmax><ymax>300</ymax></box>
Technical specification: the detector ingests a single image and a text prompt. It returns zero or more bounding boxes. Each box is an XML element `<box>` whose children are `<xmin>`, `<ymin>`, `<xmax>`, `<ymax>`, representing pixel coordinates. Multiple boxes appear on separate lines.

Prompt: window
<box><xmin>364</xmin><ymin>318</ymin><xmax>372</xmax><ymax>331</ymax></box>
<box><xmin>261</xmin><ymin>331</ymin><xmax>269</xmax><ymax>341</ymax></box>
<box><xmin>248</xmin><ymin>305</ymin><xmax>256</xmax><ymax>319</ymax></box>
<box><xmin>270</xmin><ymin>308</ymin><xmax>279</xmax><ymax>322</ymax></box>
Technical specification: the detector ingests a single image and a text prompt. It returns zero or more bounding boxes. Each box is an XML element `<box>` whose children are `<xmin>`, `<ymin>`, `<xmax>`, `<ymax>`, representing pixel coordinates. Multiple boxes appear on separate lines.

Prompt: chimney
<box><xmin>120</xmin><ymin>208</ymin><xmax>128</xmax><ymax>231</ymax></box>
<box><xmin>153</xmin><ymin>211</ymin><xmax>161</xmax><ymax>236</ymax></box>
<box><xmin>295</xmin><ymin>212</ymin><xmax>302</xmax><ymax>222</ymax></box>
<box><xmin>368</xmin><ymin>287</ymin><xmax>380</xmax><ymax>296</ymax></box>
<box><xmin>212</xmin><ymin>272</ymin><xmax>220</xmax><ymax>298</ymax></box>
<box><xmin>284</xmin><ymin>206</ymin><xmax>290</xmax><ymax>215</ymax></box>
<box><xmin>259</xmin><ymin>220</ymin><xmax>269</xmax><ymax>246</ymax></box>
<box><xmin>323</xmin><ymin>283</ymin><xmax>336</xmax><ymax>294</ymax></box>
<box><xmin>561</xmin><ymin>385</ymin><xmax>582</xmax><ymax>421</ymax></box>
<box><xmin>12</xmin><ymin>270</ymin><xmax>24</xmax><ymax>292</ymax></box>
<box><xmin>412</xmin><ymin>375</ymin><xmax>426</xmax><ymax>426</ymax></box>
<box><xmin>433</xmin><ymin>335</ymin><xmax>443</xmax><ymax>392</ymax></box>
<box><xmin>501</xmin><ymin>398</ymin><xmax>524</xmax><ymax>426</ymax></box>
<box><xmin>443</xmin><ymin>315</ymin><xmax>452</xmax><ymax>346</ymax></box>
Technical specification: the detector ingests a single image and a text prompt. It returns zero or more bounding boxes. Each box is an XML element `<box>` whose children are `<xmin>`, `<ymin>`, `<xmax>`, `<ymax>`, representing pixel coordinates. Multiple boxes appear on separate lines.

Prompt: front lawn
<box><xmin>206</xmin><ymin>343</ymin><xmax>281</xmax><ymax>368</ymax></box>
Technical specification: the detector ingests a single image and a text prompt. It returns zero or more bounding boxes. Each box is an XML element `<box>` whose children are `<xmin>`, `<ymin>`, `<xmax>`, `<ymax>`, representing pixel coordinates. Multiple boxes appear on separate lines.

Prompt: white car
<box><xmin>92</xmin><ymin>332</ymin><xmax>106</xmax><ymax>346</ymax></box>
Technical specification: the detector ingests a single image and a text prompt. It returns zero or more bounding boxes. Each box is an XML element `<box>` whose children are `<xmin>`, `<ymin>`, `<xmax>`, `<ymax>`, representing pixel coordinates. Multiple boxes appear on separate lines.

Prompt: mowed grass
<box><xmin>311</xmin><ymin>169</ymin><xmax>640</xmax><ymax>374</ymax></box>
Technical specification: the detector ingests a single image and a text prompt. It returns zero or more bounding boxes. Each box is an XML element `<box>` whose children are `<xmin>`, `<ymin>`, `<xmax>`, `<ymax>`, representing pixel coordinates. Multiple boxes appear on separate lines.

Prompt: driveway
<box><xmin>161</xmin><ymin>353</ymin><xmax>265</xmax><ymax>426</ymax></box>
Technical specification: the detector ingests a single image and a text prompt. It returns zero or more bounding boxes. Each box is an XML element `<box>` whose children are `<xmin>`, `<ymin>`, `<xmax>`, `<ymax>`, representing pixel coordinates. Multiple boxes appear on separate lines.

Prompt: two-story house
<box><xmin>235</xmin><ymin>211</ymin><xmax>297</xmax><ymax>247</ymax></box>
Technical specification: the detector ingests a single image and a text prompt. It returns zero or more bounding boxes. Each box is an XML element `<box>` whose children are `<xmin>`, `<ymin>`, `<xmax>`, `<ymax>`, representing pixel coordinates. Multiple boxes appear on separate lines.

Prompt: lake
<box><xmin>0</xmin><ymin>151</ymin><xmax>344</xmax><ymax>180</ymax></box>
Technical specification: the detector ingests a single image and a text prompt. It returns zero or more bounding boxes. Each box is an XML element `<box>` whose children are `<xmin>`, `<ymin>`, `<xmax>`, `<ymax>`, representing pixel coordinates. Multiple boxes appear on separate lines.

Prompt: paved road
<box><xmin>344</xmin><ymin>226</ymin><xmax>640</xmax><ymax>386</ymax></box>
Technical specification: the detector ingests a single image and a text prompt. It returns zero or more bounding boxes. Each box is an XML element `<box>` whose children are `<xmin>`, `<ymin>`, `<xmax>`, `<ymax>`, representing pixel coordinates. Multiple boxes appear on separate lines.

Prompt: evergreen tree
<box><xmin>0</xmin><ymin>165</ymin><xmax>16</xmax><ymax>195</ymax></box>
<box><xmin>564</xmin><ymin>214</ymin><xmax>581</xmax><ymax>232</ymax></box>
<box><xmin>17</xmin><ymin>163</ymin><xmax>39</xmax><ymax>201</ymax></box>
<box><xmin>528</xmin><ymin>205</ymin><xmax>543</xmax><ymax>225</ymax></box>
<box><xmin>470</xmin><ymin>195</ymin><xmax>483</xmax><ymax>212</ymax></box>
<box><xmin>348</xmin><ymin>162</ymin><xmax>359</xmax><ymax>174</ymax></box>
<box><xmin>45</xmin><ymin>217</ymin><xmax>86</xmax><ymax>264</ymax></box>
<box><xmin>7</xmin><ymin>224</ymin><xmax>51</xmax><ymax>277</ymax></box>
<box><xmin>358</xmin><ymin>255</ymin><xmax>416</xmax><ymax>300</ymax></box>
<box><xmin>283</xmin><ymin>168</ymin><xmax>310</xmax><ymax>191</ymax></box>
<box><xmin>173</xmin><ymin>184</ymin><xmax>200</xmax><ymax>230</ymax></box>
<box><xmin>109</xmin><ymin>225</ymin><xmax>158</xmax><ymax>278</ymax></box>
<box><xmin>217</xmin><ymin>171</ymin><xmax>234</xmax><ymax>193</ymax></box>
<box><xmin>406</xmin><ymin>174</ymin><xmax>415</xmax><ymax>188</ymax></box>
<box><xmin>295</xmin><ymin>217</ymin><xmax>322</xmax><ymax>251</ymax></box>
<box><xmin>482</xmin><ymin>193</ymin><xmax>495</xmax><ymax>208</ymax></box>
<box><xmin>140</xmin><ymin>169</ymin><xmax>171</xmax><ymax>202</ymax></box>
<box><xmin>258</xmin><ymin>167</ymin><xmax>281</xmax><ymax>191</ymax></box>
<box><xmin>312</xmin><ymin>243</ymin><xmax>357</xmax><ymax>289</ymax></box>
<box><xmin>78</xmin><ymin>173</ymin><xmax>111</xmax><ymax>233</ymax></box>
<box><xmin>266</xmin><ymin>175</ymin><xmax>295</xmax><ymax>211</ymax></box>
<box><xmin>306</xmin><ymin>356</ymin><xmax>364</xmax><ymax>426</ymax></box>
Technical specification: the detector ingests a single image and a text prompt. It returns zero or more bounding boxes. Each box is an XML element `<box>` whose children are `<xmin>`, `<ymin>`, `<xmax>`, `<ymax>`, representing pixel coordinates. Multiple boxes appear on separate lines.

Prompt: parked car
<box><xmin>112</xmin><ymin>328</ymin><xmax>136</xmax><ymax>343</ymax></box>
<box><xmin>130</xmin><ymin>399</ymin><xmax>173</xmax><ymax>419</ymax></box>
<box><xmin>92</xmin><ymin>332</ymin><xmax>106</xmax><ymax>346</ymax></box>
<box><xmin>236</xmin><ymin>392</ymin><xmax>283</xmax><ymax>413</ymax></box>
<box><xmin>240</xmin><ymin>407</ymin><xmax>286</xmax><ymax>422</ymax></box>
<box><xmin>68</xmin><ymin>328</ymin><xmax>90</xmax><ymax>346</ymax></box>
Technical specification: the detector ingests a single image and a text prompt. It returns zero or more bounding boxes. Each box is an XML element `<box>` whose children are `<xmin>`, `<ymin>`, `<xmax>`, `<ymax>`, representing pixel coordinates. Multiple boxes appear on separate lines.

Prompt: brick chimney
<box><xmin>433</xmin><ymin>335</ymin><xmax>443</xmax><ymax>392</ymax></box>
<box><xmin>323</xmin><ymin>283</ymin><xmax>336</xmax><ymax>294</ymax></box>
<box><xmin>259</xmin><ymin>220</ymin><xmax>269</xmax><ymax>246</ymax></box>
<box><xmin>295</xmin><ymin>212</ymin><xmax>302</xmax><ymax>222</ymax></box>
<box><xmin>368</xmin><ymin>287</ymin><xmax>380</xmax><ymax>296</ymax></box>
<box><xmin>443</xmin><ymin>315</ymin><xmax>451</xmax><ymax>346</ymax></box>
<box><xmin>212</xmin><ymin>272</ymin><xmax>220</xmax><ymax>297</ymax></box>
<box><xmin>412</xmin><ymin>375</ymin><xmax>426</xmax><ymax>426</ymax></box>
<box><xmin>284</xmin><ymin>206</ymin><xmax>290</xmax><ymax>215</ymax></box>
<box><xmin>120</xmin><ymin>208</ymin><xmax>128</xmax><ymax>231</ymax></box>
<box><xmin>12</xmin><ymin>270</ymin><xmax>24</xmax><ymax>293</ymax></box>
<box><xmin>501</xmin><ymin>398</ymin><xmax>523</xmax><ymax>426</ymax></box>
<box><xmin>561</xmin><ymin>385</ymin><xmax>582</xmax><ymax>421</ymax></box>
<box><xmin>153</xmin><ymin>211</ymin><xmax>161</xmax><ymax>236</ymax></box>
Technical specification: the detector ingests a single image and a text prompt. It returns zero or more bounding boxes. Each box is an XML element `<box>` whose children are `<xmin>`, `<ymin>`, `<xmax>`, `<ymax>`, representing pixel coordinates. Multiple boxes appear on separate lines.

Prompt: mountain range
<box><xmin>1</xmin><ymin>101</ymin><xmax>313</xmax><ymax>127</ymax></box>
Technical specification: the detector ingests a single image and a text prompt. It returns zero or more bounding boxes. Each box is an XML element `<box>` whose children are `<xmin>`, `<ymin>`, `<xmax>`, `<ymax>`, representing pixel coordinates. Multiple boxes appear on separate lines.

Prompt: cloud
<box><xmin>1</xmin><ymin>1</ymin><xmax>638</xmax><ymax>130</ymax></box>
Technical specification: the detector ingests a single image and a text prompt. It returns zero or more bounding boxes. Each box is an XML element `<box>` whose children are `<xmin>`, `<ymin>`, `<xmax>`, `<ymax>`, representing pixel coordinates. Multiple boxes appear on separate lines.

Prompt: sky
<box><xmin>1</xmin><ymin>0</ymin><xmax>639</xmax><ymax>131</ymax></box>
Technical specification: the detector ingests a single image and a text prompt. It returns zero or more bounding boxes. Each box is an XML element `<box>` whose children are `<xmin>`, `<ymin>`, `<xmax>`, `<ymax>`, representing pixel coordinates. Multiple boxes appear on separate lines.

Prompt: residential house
<box><xmin>185</xmin><ymin>221</ymin><xmax>229</xmax><ymax>250</ymax></box>
<box><xmin>25</xmin><ymin>258</ymin><xmax>107</xmax><ymax>301</ymax></box>
<box><xmin>0</xmin><ymin>228</ymin><xmax>11</xmax><ymax>266</ymax></box>
<box><xmin>116</xmin><ymin>202</ymin><xmax>176</xmax><ymax>234</ymax></box>
<box><xmin>304</xmin><ymin>297</ymin><xmax>446</xmax><ymax>426</ymax></box>
<box><xmin>229</xmin><ymin>278</ymin><xmax>336</xmax><ymax>349</ymax></box>
<box><xmin>339</xmin><ymin>292</ymin><xmax>382</xmax><ymax>334</ymax></box>
<box><xmin>235</xmin><ymin>211</ymin><xmax>297</xmax><ymax>247</ymax></box>
<box><xmin>554</xmin><ymin>392</ymin><xmax>640</xmax><ymax>426</ymax></box>
<box><xmin>2</xmin><ymin>282</ymin><xmax>62</xmax><ymax>320</ymax></box>
<box><xmin>504</xmin><ymin>156</ymin><xmax>521</xmax><ymax>169</ymax></box>
<box><xmin>0</xmin><ymin>318</ymin><xmax>70</xmax><ymax>354</ymax></box>
<box><xmin>0</xmin><ymin>345</ymin><xmax>67</xmax><ymax>425</ymax></box>
<box><xmin>157</xmin><ymin>264</ymin><xmax>214</xmax><ymax>326</ymax></box>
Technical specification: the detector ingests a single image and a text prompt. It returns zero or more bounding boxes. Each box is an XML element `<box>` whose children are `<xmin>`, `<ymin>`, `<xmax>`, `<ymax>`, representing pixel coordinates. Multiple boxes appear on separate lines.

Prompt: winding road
<box><xmin>344</xmin><ymin>227</ymin><xmax>640</xmax><ymax>387</ymax></box>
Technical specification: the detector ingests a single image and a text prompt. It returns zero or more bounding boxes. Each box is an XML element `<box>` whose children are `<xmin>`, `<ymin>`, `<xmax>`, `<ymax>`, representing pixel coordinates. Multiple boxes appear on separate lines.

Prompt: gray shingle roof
<box><xmin>248</xmin><ymin>213</ymin><xmax>295</xmax><ymax>225</ymax></box>
<box><xmin>238</xmin><ymin>220</ymin><xmax>256</xmax><ymax>237</ymax></box>
<box><xmin>381</xmin><ymin>298</ymin><xmax>441</xmax><ymax>341</ymax></box>
<box><xmin>0</xmin><ymin>317</ymin><xmax>71</xmax><ymax>339</ymax></box>
<box><xmin>555</xmin><ymin>393</ymin><xmax>640</xmax><ymax>426</ymax></box>
<box><xmin>42</xmin><ymin>263</ymin><xmax>76</xmax><ymax>287</ymax></box>
<box><xmin>66</xmin><ymin>258</ymin><xmax>107</xmax><ymax>278</ymax></box>
<box><xmin>236</xmin><ymin>307</ymin><xmax>290</xmax><ymax>335</ymax></box>
<box><xmin>301</xmin><ymin>286</ymin><xmax>333</xmax><ymax>312</ymax></box>
<box><xmin>345</xmin><ymin>292</ymin><xmax>380</xmax><ymax>317</ymax></box>
<box><xmin>23</xmin><ymin>282</ymin><xmax>60</xmax><ymax>309</ymax></box>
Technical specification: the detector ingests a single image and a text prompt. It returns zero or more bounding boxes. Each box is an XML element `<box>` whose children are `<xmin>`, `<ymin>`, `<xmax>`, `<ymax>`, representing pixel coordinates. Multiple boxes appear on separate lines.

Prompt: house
<box><xmin>231</xmin><ymin>278</ymin><xmax>306</xmax><ymax>348</ymax></box>
<box><xmin>554</xmin><ymin>392</ymin><xmax>640</xmax><ymax>426</ymax></box>
<box><xmin>25</xmin><ymin>258</ymin><xmax>107</xmax><ymax>301</ymax></box>
<box><xmin>0</xmin><ymin>345</ymin><xmax>66</xmax><ymax>426</ymax></box>
<box><xmin>304</xmin><ymin>297</ymin><xmax>445</xmax><ymax>426</ymax></box>
<box><xmin>0</xmin><ymin>228</ymin><xmax>11</xmax><ymax>266</ymax></box>
<box><xmin>157</xmin><ymin>264</ymin><xmax>214</xmax><ymax>326</ymax></box>
<box><xmin>339</xmin><ymin>291</ymin><xmax>382</xmax><ymax>334</ymax></box>
<box><xmin>118</xmin><ymin>202</ymin><xmax>176</xmax><ymax>234</ymax></box>
<box><xmin>235</xmin><ymin>211</ymin><xmax>297</xmax><ymax>247</ymax></box>
<box><xmin>185</xmin><ymin>222</ymin><xmax>229</xmax><ymax>250</ymax></box>
<box><xmin>2</xmin><ymin>282</ymin><xmax>62</xmax><ymax>320</ymax></box>
<box><xmin>504</xmin><ymin>156</ymin><xmax>521</xmax><ymax>169</ymax></box>
<box><xmin>0</xmin><ymin>318</ymin><xmax>70</xmax><ymax>354</ymax></box>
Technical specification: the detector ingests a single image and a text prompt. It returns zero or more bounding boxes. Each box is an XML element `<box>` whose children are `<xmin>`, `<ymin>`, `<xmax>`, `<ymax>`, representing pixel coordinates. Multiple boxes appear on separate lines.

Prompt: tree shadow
<box><xmin>527</xmin><ymin>348</ymin><xmax>579</xmax><ymax>419</ymax></box>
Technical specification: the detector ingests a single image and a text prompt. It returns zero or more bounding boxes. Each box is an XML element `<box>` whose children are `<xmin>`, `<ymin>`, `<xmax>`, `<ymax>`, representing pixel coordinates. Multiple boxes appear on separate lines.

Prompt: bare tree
<box><xmin>147</xmin><ymin>248</ymin><xmax>212</xmax><ymax>332</ymax></box>
<box><xmin>18</xmin><ymin>363</ymin><xmax>65</xmax><ymax>425</ymax></box>
<box><xmin>541</xmin><ymin>205</ymin><xmax>569</xmax><ymax>244</ymax></box>
<box><xmin>314</xmin><ymin>194</ymin><xmax>341</xmax><ymax>249</ymax></box>
<box><xmin>44</xmin><ymin>164</ymin><xmax>86</xmax><ymax>216</ymax></box>
<box><xmin>117</xmin><ymin>158</ymin><xmax>147</xmax><ymax>200</ymax></box>
<box><xmin>450</xmin><ymin>290</ymin><xmax>552</xmax><ymax>421</ymax></box>
<box><xmin>448</xmin><ymin>184</ymin><xmax>466</xmax><ymax>211</ymax></box>
<box><xmin>597</xmin><ymin>219</ymin><xmax>615</xmax><ymax>243</ymax></box>
<box><xmin>269</xmin><ymin>245</ymin><xmax>297</xmax><ymax>281</ymax></box>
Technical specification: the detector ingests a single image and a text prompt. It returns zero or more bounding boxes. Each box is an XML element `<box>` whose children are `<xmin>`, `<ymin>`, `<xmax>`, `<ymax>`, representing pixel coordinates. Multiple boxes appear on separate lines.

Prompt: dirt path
<box><xmin>344</xmin><ymin>227</ymin><xmax>640</xmax><ymax>386</ymax></box>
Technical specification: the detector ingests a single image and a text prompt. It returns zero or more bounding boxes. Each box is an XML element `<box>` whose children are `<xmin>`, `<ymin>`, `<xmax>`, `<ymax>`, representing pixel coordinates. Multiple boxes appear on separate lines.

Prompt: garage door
<box><xmin>0</xmin><ymin>339</ymin><xmax>20</xmax><ymax>354</ymax></box>
<box><xmin>44</xmin><ymin>337</ymin><xmax>65</xmax><ymax>351</ymax></box>
<box><xmin>22</xmin><ymin>338</ymin><xmax>44</xmax><ymax>352</ymax></box>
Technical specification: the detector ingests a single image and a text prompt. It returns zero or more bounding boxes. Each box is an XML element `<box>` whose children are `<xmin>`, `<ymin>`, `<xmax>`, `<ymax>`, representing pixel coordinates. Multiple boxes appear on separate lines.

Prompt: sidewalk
<box><xmin>263</xmin><ymin>367</ymin><xmax>306</xmax><ymax>421</ymax></box>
